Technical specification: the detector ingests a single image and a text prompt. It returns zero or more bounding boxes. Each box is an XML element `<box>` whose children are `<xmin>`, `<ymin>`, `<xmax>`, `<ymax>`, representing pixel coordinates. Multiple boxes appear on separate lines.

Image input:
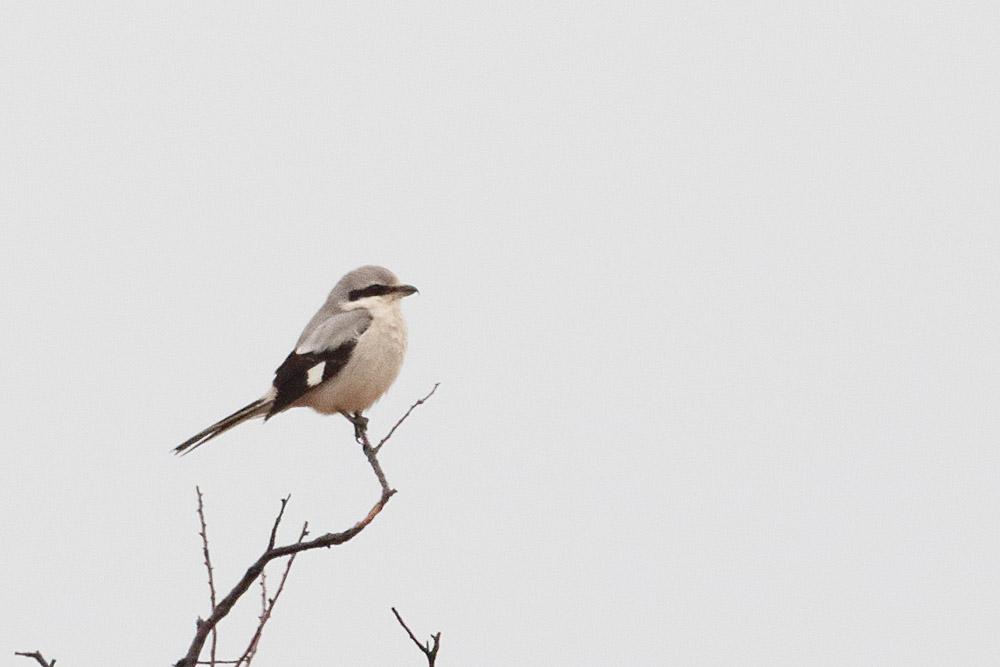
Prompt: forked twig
<box><xmin>391</xmin><ymin>607</ymin><xmax>441</xmax><ymax>666</ymax></box>
<box><xmin>177</xmin><ymin>493</ymin><xmax>394</xmax><ymax>667</ymax></box>
<box><xmin>237</xmin><ymin>521</ymin><xmax>310</xmax><ymax>666</ymax></box>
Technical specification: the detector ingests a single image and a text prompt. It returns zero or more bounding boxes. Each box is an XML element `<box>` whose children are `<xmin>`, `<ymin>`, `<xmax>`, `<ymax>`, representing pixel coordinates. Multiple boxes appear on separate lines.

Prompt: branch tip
<box><xmin>375</xmin><ymin>382</ymin><xmax>440</xmax><ymax>452</ymax></box>
<box><xmin>15</xmin><ymin>651</ymin><xmax>56</xmax><ymax>667</ymax></box>
<box><xmin>391</xmin><ymin>607</ymin><xmax>442</xmax><ymax>666</ymax></box>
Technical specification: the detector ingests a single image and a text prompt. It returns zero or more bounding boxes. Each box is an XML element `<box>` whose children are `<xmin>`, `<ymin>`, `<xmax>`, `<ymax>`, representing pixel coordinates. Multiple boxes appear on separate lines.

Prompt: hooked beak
<box><xmin>392</xmin><ymin>284</ymin><xmax>419</xmax><ymax>297</ymax></box>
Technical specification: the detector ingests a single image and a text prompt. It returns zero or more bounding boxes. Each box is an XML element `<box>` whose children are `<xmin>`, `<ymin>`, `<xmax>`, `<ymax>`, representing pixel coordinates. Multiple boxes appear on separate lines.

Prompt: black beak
<box><xmin>393</xmin><ymin>284</ymin><xmax>419</xmax><ymax>297</ymax></box>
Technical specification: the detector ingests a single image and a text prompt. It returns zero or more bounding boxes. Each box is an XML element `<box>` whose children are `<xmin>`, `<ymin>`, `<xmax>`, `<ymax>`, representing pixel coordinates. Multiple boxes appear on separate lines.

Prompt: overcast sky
<box><xmin>2</xmin><ymin>2</ymin><xmax>999</xmax><ymax>666</ymax></box>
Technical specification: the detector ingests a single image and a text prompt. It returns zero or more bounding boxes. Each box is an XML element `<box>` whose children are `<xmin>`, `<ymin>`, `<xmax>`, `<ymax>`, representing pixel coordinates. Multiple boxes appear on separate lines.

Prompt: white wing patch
<box><xmin>306</xmin><ymin>362</ymin><xmax>326</xmax><ymax>387</ymax></box>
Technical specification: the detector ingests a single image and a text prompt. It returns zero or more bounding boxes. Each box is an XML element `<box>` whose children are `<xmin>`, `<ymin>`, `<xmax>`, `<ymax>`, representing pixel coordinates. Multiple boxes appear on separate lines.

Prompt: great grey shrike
<box><xmin>175</xmin><ymin>265</ymin><xmax>417</xmax><ymax>454</ymax></box>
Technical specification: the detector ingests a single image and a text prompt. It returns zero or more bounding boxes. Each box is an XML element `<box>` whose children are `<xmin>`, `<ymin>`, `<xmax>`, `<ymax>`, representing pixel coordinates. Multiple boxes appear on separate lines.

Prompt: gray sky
<box><xmin>3</xmin><ymin>2</ymin><xmax>998</xmax><ymax>665</ymax></box>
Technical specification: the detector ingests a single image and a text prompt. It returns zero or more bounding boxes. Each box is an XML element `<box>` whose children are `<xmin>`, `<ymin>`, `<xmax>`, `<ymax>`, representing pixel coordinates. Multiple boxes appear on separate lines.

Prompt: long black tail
<box><xmin>174</xmin><ymin>398</ymin><xmax>273</xmax><ymax>455</ymax></box>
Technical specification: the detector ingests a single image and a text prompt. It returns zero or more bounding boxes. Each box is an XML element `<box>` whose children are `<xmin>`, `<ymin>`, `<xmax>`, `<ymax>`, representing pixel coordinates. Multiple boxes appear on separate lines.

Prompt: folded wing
<box><xmin>267</xmin><ymin>309</ymin><xmax>372</xmax><ymax>418</ymax></box>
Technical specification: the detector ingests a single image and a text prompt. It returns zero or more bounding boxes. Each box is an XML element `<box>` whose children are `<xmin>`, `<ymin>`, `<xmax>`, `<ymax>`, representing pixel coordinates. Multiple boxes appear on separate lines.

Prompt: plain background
<box><xmin>2</xmin><ymin>2</ymin><xmax>998</xmax><ymax>665</ymax></box>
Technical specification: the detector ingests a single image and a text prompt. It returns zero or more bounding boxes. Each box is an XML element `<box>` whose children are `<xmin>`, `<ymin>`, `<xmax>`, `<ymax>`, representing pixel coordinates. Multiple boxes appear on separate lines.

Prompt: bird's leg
<box><xmin>352</xmin><ymin>412</ymin><xmax>369</xmax><ymax>443</ymax></box>
<box><xmin>343</xmin><ymin>411</ymin><xmax>369</xmax><ymax>443</ymax></box>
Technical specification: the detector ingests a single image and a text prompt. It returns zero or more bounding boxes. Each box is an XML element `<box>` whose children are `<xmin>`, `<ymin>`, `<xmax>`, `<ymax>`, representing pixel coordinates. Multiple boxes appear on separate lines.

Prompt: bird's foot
<box><xmin>345</xmin><ymin>412</ymin><xmax>369</xmax><ymax>443</ymax></box>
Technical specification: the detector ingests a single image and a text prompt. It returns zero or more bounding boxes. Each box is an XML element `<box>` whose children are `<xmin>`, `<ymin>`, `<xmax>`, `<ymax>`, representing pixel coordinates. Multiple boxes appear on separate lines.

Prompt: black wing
<box><xmin>266</xmin><ymin>340</ymin><xmax>357</xmax><ymax>418</ymax></box>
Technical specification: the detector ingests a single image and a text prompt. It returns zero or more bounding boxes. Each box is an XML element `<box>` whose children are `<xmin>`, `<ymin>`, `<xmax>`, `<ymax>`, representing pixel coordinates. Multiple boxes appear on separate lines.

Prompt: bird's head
<box><xmin>334</xmin><ymin>265</ymin><xmax>418</xmax><ymax>311</ymax></box>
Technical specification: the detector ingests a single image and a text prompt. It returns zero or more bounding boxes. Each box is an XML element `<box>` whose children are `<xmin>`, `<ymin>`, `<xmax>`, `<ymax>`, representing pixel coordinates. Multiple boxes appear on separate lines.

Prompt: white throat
<box><xmin>340</xmin><ymin>294</ymin><xmax>402</xmax><ymax>318</ymax></box>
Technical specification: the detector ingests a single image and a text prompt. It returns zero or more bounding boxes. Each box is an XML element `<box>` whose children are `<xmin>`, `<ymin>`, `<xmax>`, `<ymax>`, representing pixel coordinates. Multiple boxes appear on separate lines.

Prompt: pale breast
<box><xmin>300</xmin><ymin>306</ymin><xmax>408</xmax><ymax>414</ymax></box>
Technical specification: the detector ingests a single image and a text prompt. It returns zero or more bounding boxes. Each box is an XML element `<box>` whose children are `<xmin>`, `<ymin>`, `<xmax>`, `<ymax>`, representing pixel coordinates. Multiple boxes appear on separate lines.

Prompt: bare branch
<box><xmin>176</xmin><ymin>490</ymin><xmax>394</xmax><ymax>667</ymax></box>
<box><xmin>358</xmin><ymin>427</ymin><xmax>392</xmax><ymax>496</ymax></box>
<box><xmin>177</xmin><ymin>386</ymin><xmax>438</xmax><ymax>667</ymax></box>
<box><xmin>14</xmin><ymin>651</ymin><xmax>55</xmax><ymax>667</ymax></box>
<box><xmin>237</xmin><ymin>522</ymin><xmax>309</xmax><ymax>667</ymax></box>
<box><xmin>196</xmin><ymin>487</ymin><xmax>218</xmax><ymax>667</ymax></box>
<box><xmin>391</xmin><ymin>608</ymin><xmax>441</xmax><ymax>666</ymax></box>
<box><xmin>375</xmin><ymin>383</ymin><xmax>440</xmax><ymax>453</ymax></box>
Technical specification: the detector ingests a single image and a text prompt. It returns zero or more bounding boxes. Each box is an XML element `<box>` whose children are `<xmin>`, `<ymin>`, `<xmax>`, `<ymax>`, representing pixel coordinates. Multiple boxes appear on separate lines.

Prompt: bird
<box><xmin>174</xmin><ymin>265</ymin><xmax>418</xmax><ymax>454</ymax></box>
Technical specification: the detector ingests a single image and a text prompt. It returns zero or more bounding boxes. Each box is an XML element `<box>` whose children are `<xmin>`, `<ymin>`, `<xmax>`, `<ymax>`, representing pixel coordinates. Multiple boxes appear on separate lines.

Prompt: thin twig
<box><xmin>240</xmin><ymin>494</ymin><xmax>291</xmax><ymax>666</ymax></box>
<box><xmin>267</xmin><ymin>495</ymin><xmax>291</xmax><ymax>550</ymax></box>
<box><xmin>14</xmin><ymin>651</ymin><xmax>55</xmax><ymax>667</ymax></box>
<box><xmin>249</xmin><ymin>568</ymin><xmax>267</xmax><ymax>665</ymax></box>
<box><xmin>375</xmin><ymin>383</ymin><xmax>440</xmax><ymax>453</ymax></box>
<box><xmin>237</xmin><ymin>521</ymin><xmax>309</xmax><ymax>667</ymax></box>
<box><xmin>391</xmin><ymin>608</ymin><xmax>441</xmax><ymax>666</ymax></box>
<box><xmin>196</xmin><ymin>487</ymin><xmax>218</xmax><ymax>667</ymax></box>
